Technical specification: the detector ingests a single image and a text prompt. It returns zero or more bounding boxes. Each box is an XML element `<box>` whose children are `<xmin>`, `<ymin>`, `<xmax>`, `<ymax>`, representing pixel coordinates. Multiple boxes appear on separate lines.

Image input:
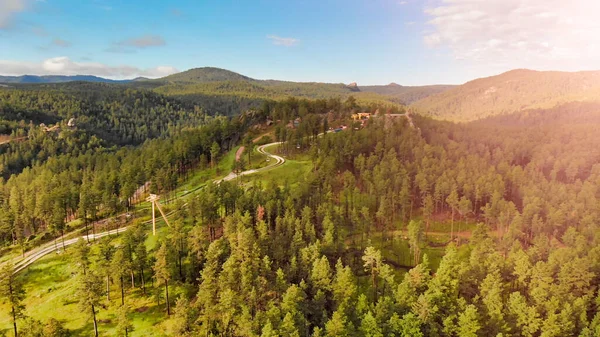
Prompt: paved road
<box><xmin>219</xmin><ymin>142</ymin><xmax>284</xmax><ymax>182</ymax></box>
<box><xmin>12</xmin><ymin>227</ymin><xmax>129</xmax><ymax>274</ymax></box>
<box><xmin>9</xmin><ymin>142</ymin><xmax>285</xmax><ymax>274</ymax></box>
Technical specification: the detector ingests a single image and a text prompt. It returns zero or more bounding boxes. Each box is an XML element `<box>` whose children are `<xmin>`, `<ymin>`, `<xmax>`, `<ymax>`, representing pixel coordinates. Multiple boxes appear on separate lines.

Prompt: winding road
<box><xmin>219</xmin><ymin>142</ymin><xmax>284</xmax><ymax>182</ymax></box>
<box><xmin>8</xmin><ymin>142</ymin><xmax>286</xmax><ymax>274</ymax></box>
<box><xmin>6</xmin><ymin>115</ymin><xmax>418</xmax><ymax>275</ymax></box>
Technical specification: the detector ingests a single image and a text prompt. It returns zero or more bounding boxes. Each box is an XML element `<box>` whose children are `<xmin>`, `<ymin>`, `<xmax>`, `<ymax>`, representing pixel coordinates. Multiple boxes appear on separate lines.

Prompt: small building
<box><xmin>352</xmin><ymin>112</ymin><xmax>371</xmax><ymax>121</ymax></box>
<box><xmin>42</xmin><ymin>123</ymin><xmax>60</xmax><ymax>132</ymax></box>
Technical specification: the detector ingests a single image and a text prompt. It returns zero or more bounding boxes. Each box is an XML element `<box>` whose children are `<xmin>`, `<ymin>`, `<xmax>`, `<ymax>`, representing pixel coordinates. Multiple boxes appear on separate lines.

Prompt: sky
<box><xmin>1</xmin><ymin>0</ymin><xmax>599</xmax><ymax>85</ymax></box>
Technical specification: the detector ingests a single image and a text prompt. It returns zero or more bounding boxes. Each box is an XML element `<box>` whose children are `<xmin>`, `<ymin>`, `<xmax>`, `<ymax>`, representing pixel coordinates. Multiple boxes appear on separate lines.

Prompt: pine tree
<box><xmin>73</xmin><ymin>238</ymin><xmax>90</xmax><ymax>275</ymax></box>
<box><xmin>0</xmin><ymin>262</ymin><xmax>24</xmax><ymax>337</ymax></box>
<box><xmin>98</xmin><ymin>238</ymin><xmax>115</xmax><ymax>301</ymax></box>
<box><xmin>76</xmin><ymin>271</ymin><xmax>103</xmax><ymax>337</ymax></box>
<box><xmin>457</xmin><ymin>196</ymin><xmax>472</xmax><ymax>244</ymax></box>
<box><xmin>325</xmin><ymin>310</ymin><xmax>352</xmax><ymax>337</ymax></box>
<box><xmin>480</xmin><ymin>270</ymin><xmax>507</xmax><ymax>335</ymax></box>
<box><xmin>422</xmin><ymin>193</ymin><xmax>434</xmax><ymax>238</ymax></box>
<box><xmin>362</xmin><ymin>246</ymin><xmax>382</xmax><ymax>302</ymax></box>
<box><xmin>43</xmin><ymin>318</ymin><xmax>69</xmax><ymax>337</ymax></box>
<box><xmin>388</xmin><ymin>312</ymin><xmax>423</xmax><ymax>337</ymax></box>
<box><xmin>446</xmin><ymin>187</ymin><xmax>459</xmax><ymax>242</ymax></box>
<box><xmin>332</xmin><ymin>259</ymin><xmax>357</xmax><ymax>314</ymax></box>
<box><xmin>154</xmin><ymin>241</ymin><xmax>172</xmax><ymax>315</ymax></box>
<box><xmin>170</xmin><ymin>220</ymin><xmax>187</xmax><ymax>281</ymax></box>
<box><xmin>360</xmin><ymin>311</ymin><xmax>383</xmax><ymax>337</ymax></box>
<box><xmin>407</xmin><ymin>220</ymin><xmax>424</xmax><ymax>266</ymax></box>
<box><xmin>112</xmin><ymin>247</ymin><xmax>130</xmax><ymax>306</ymax></box>
<box><xmin>211</xmin><ymin>141</ymin><xmax>221</xmax><ymax>169</ymax></box>
<box><xmin>115</xmin><ymin>304</ymin><xmax>134</xmax><ymax>337</ymax></box>
<box><xmin>171</xmin><ymin>296</ymin><xmax>198</xmax><ymax>336</ymax></box>
<box><xmin>134</xmin><ymin>239</ymin><xmax>149</xmax><ymax>295</ymax></box>
<box><xmin>458</xmin><ymin>305</ymin><xmax>481</xmax><ymax>337</ymax></box>
<box><xmin>261</xmin><ymin>321</ymin><xmax>279</xmax><ymax>337</ymax></box>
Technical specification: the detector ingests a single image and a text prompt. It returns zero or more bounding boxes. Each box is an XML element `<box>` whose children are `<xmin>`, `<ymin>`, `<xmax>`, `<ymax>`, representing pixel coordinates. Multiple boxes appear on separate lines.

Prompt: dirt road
<box><xmin>235</xmin><ymin>146</ymin><xmax>245</xmax><ymax>161</ymax></box>
<box><xmin>219</xmin><ymin>142</ymin><xmax>284</xmax><ymax>182</ymax></box>
<box><xmin>9</xmin><ymin>142</ymin><xmax>285</xmax><ymax>274</ymax></box>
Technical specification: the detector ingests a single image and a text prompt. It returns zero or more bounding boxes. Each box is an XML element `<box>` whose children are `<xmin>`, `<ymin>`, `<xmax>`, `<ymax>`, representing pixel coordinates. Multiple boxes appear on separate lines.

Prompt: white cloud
<box><xmin>31</xmin><ymin>25</ymin><xmax>47</xmax><ymax>36</ymax></box>
<box><xmin>423</xmin><ymin>0</ymin><xmax>600</xmax><ymax>71</ymax></box>
<box><xmin>170</xmin><ymin>8</ymin><xmax>183</xmax><ymax>17</ymax></box>
<box><xmin>52</xmin><ymin>38</ymin><xmax>71</xmax><ymax>47</ymax></box>
<box><xmin>107</xmin><ymin>35</ymin><xmax>166</xmax><ymax>53</ymax></box>
<box><xmin>117</xmin><ymin>35</ymin><xmax>166</xmax><ymax>48</ymax></box>
<box><xmin>0</xmin><ymin>57</ymin><xmax>178</xmax><ymax>79</ymax></box>
<box><xmin>267</xmin><ymin>35</ymin><xmax>299</xmax><ymax>47</ymax></box>
<box><xmin>0</xmin><ymin>0</ymin><xmax>27</xmax><ymax>29</ymax></box>
<box><xmin>106</xmin><ymin>35</ymin><xmax>167</xmax><ymax>54</ymax></box>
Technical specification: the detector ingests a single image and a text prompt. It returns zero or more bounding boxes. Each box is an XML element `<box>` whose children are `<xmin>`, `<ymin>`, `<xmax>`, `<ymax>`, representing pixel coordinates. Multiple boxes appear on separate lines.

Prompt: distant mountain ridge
<box><xmin>150</xmin><ymin>67</ymin><xmax>455</xmax><ymax>105</ymax></box>
<box><xmin>1</xmin><ymin>67</ymin><xmax>455</xmax><ymax>114</ymax></box>
<box><xmin>412</xmin><ymin>69</ymin><xmax>600</xmax><ymax>121</ymax></box>
<box><xmin>5</xmin><ymin>67</ymin><xmax>600</xmax><ymax>122</ymax></box>
<box><xmin>0</xmin><ymin>75</ymin><xmax>134</xmax><ymax>84</ymax></box>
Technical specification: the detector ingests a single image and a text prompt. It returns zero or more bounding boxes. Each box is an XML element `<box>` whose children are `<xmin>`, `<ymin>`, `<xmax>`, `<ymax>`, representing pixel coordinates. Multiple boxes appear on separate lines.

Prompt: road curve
<box><xmin>219</xmin><ymin>142</ymin><xmax>284</xmax><ymax>182</ymax></box>
<box><xmin>9</xmin><ymin>142</ymin><xmax>286</xmax><ymax>274</ymax></box>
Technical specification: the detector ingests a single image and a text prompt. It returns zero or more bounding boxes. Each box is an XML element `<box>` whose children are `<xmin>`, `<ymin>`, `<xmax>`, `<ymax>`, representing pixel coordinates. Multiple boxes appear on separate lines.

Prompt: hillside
<box><xmin>411</xmin><ymin>69</ymin><xmax>600</xmax><ymax>121</ymax></box>
<box><xmin>0</xmin><ymin>82</ymin><xmax>211</xmax><ymax>177</ymax></box>
<box><xmin>359</xmin><ymin>83</ymin><xmax>455</xmax><ymax>104</ymax></box>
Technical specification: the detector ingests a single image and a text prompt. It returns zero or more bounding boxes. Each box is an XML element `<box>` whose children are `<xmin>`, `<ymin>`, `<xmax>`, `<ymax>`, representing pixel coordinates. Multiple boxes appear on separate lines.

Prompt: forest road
<box><xmin>9</xmin><ymin>142</ymin><xmax>285</xmax><ymax>274</ymax></box>
<box><xmin>220</xmin><ymin>142</ymin><xmax>284</xmax><ymax>182</ymax></box>
<box><xmin>12</xmin><ymin>227</ymin><xmax>129</xmax><ymax>274</ymax></box>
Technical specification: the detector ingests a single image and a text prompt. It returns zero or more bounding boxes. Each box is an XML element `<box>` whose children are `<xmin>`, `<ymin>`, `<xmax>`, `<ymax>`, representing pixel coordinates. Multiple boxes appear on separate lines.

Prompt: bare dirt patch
<box><xmin>235</xmin><ymin>146</ymin><xmax>245</xmax><ymax>162</ymax></box>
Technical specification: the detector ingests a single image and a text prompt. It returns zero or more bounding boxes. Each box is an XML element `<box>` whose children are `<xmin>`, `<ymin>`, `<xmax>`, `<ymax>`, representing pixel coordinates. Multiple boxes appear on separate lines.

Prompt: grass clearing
<box><xmin>0</xmin><ymin>224</ymin><xmax>177</xmax><ymax>337</ymax></box>
<box><xmin>246</xmin><ymin>157</ymin><xmax>313</xmax><ymax>188</ymax></box>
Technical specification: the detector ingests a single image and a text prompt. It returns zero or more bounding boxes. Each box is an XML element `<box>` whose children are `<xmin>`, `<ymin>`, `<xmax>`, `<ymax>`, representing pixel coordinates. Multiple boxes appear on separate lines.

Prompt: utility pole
<box><xmin>146</xmin><ymin>194</ymin><xmax>171</xmax><ymax>236</ymax></box>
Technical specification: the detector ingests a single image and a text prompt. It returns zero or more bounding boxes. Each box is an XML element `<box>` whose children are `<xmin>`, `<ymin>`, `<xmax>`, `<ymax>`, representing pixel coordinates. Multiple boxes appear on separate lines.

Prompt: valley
<box><xmin>1</xmin><ymin>68</ymin><xmax>600</xmax><ymax>337</ymax></box>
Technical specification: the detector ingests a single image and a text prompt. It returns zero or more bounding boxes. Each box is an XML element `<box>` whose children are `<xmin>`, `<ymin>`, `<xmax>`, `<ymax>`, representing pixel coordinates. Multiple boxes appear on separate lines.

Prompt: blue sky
<box><xmin>1</xmin><ymin>0</ymin><xmax>599</xmax><ymax>85</ymax></box>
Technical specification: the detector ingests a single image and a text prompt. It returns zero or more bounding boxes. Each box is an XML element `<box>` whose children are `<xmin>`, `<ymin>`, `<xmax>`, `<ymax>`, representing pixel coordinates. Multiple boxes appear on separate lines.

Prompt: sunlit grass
<box><xmin>0</xmin><ymin>226</ymin><xmax>178</xmax><ymax>337</ymax></box>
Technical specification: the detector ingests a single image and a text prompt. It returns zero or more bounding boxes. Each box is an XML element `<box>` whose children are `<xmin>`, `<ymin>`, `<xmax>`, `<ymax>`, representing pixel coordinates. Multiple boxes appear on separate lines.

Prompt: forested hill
<box><xmin>412</xmin><ymin>69</ymin><xmax>600</xmax><ymax>121</ymax></box>
<box><xmin>152</xmin><ymin>67</ymin><xmax>453</xmax><ymax>105</ymax></box>
<box><xmin>159</xmin><ymin>67</ymin><xmax>254</xmax><ymax>83</ymax></box>
<box><xmin>147</xmin><ymin>68</ymin><xmax>421</xmax><ymax>114</ymax></box>
<box><xmin>358</xmin><ymin>83</ymin><xmax>455</xmax><ymax>104</ymax></box>
<box><xmin>0</xmin><ymin>82</ymin><xmax>206</xmax><ymax>145</ymax></box>
<box><xmin>0</xmin><ymin>82</ymin><xmax>211</xmax><ymax>177</ymax></box>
